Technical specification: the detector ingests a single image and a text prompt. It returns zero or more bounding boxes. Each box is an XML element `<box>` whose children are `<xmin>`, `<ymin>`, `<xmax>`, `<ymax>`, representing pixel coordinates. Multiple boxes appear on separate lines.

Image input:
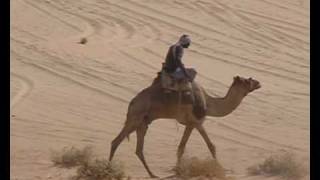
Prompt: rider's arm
<box><xmin>176</xmin><ymin>46</ymin><xmax>191</xmax><ymax>80</ymax></box>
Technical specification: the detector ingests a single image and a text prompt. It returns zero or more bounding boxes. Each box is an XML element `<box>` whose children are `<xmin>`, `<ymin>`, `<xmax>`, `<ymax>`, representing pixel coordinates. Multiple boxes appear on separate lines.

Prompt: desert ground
<box><xmin>10</xmin><ymin>0</ymin><xmax>309</xmax><ymax>179</ymax></box>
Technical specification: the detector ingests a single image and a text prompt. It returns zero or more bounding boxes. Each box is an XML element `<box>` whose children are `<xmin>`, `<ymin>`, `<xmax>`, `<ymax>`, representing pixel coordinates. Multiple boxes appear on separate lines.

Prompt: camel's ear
<box><xmin>249</xmin><ymin>77</ymin><xmax>252</xmax><ymax>80</ymax></box>
<box><xmin>234</xmin><ymin>76</ymin><xmax>240</xmax><ymax>81</ymax></box>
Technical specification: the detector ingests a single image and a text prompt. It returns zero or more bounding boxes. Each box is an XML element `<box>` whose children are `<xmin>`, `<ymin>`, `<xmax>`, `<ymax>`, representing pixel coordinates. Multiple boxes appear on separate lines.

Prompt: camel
<box><xmin>108</xmin><ymin>74</ymin><xmax>261</xmax><ymax>178</ymax></box>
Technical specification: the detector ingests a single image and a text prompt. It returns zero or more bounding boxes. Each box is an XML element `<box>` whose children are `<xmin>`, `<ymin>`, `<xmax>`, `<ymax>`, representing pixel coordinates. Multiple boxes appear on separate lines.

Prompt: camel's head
<box><xmin>232</xmin><ymin>76</ymin><xmax>261</xmax><ymax>95</ymax></box>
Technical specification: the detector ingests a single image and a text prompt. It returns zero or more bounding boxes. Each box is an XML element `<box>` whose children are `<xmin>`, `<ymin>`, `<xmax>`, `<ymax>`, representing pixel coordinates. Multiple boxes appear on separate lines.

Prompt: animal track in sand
<box><xmin>10</xmin><ymin>72</ymin><xmax>34</xmax><ymax>110</ymax></box>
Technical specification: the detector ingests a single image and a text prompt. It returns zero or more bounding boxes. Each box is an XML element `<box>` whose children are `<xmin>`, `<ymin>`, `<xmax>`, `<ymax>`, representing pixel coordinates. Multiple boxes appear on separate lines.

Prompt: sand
<box><xmin>10</xmin><ymin>0</ymin><xmax>310</xmax><ymax>179</ymax></box>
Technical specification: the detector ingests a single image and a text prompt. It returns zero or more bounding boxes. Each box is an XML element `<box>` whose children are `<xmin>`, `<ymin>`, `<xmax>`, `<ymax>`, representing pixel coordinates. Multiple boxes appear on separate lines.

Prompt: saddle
<box><xmin>158</xmin><ymin>66</ymin><xmax>206</xmax><ymax>119</ymax></box>
<box><xmin>160</xmin><ymin>66</ymin><xmax>197</xmax><ymax>92</ymax></box>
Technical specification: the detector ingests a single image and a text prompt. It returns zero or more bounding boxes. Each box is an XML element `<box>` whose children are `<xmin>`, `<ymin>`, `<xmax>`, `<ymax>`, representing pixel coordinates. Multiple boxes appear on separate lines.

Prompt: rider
<box><xmin>162</xmin><ymin>35</ymin><xmax>205</xmax><ymax>117</ymax></box>
<box><xmin>163</xmin><ymin>34</ymin><xmax>192</xmax><ymax>82</ymax></box>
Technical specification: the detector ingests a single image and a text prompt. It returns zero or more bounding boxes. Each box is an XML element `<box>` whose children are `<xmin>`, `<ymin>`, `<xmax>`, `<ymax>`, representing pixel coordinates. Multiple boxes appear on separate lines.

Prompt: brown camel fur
<box><xmin>109</xmin><ymin>75</ymin><xmax>261</xmax><ymax>178</ymax></box>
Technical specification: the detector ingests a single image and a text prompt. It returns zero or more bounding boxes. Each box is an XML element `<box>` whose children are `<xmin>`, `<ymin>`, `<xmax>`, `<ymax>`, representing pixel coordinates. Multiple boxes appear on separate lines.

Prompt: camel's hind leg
<box><xmin>109</xmin><ymin>120</ymin><xmax>137</xmax><ymax>161</ymax></box>
<box><xmin>135</xmin><ymin>122</ymin><xmax>158</xmax><ymax>178</ymax></box>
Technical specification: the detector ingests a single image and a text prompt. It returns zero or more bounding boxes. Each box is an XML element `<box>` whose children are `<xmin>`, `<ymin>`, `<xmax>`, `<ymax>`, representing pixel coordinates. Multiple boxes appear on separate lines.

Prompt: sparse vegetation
<box><xmin>79</xmin><ymin>37</ymin><xmax>88</xmax><ymax>44</ymax></box>
<box><xmin>73</xmin><ymin>159</ymin><xmax>125</xmax><ymax>180</ymax></box>
<box><xmin>173</xmin><ymin>156</ymin><xmax>234</xmax><ymax>180</ymax></box>
<box><xmin>51</xmin><ymin>146</ymin><xmax>93</xmax><ymax>168</ymax></box>
<box><xmin>51</xmin><ymin>146</ymin><xmax>126</xmax><ymax>180</ymax></box>
<box><xmin>247</xmin><ymin>151</ymin><xmax>308</xmax><ymax>180</ymax></box>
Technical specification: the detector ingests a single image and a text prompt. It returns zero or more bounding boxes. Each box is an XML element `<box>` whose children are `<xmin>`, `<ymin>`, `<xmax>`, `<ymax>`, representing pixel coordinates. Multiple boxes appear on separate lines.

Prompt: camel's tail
<box><xmin>123</xmin><ymin>97</ymin><xmax>149</xmax><ymax>142</ymax></box>
<box><xmin>123</xmin><ymin>113</ymin><xmax>138</xmax><ymax>142</ymax></box>
<box><xmin>123</xmin><ymin>119</ymin><xmax>131</xmax><ymax>142</ymax></box>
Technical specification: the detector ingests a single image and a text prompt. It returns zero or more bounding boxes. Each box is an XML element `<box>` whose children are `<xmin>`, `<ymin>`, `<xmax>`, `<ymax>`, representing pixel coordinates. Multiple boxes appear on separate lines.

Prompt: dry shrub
<box><xmin>173</xmin><ymin>156</ymin><xmax>233</xmax><ymax>180</ymax></box>
<box><xmin>73</xmin><ymin>159</ymin><xmax>125</xmax><ymax>180</ymax></box>
<box><xmin>79</xmin><ymin>37</ymin><xmax>88</xmax><ymax>44</ymax></box>
<box><xmin>50</xmin><ymin>146</ymin><xmax>126</xmax><ymax>180</ymax></box>
<box><xmin>247</xmin><ymin>151</ymin><xmax>308</xmax><ymax>180</ymax></box>
<box><xmin>51</xmin><ymin>146</ymin><xmax>93</xmax><ymax>168</ymax></box>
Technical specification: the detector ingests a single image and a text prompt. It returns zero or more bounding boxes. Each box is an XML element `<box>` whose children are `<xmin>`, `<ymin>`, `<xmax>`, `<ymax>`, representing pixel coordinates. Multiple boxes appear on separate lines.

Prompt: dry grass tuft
<box><xmin>51</xmin><ymin>146</ymin><xmax>93</xmax><ymax>168</ymax></box>
<box><xmin>73</xmin><ymin>159</ymin><xmax>125</xmax><ymax>180</ymax></box>
<box><xmin>51</xmin><ymin>146</ymin><xmax>126</xmax><ymax>180</ymax></box>
<box><xmin>173</xmin><ymin>156</ymin><xmax>234</xmax><ymax>180</ymax></box>
<box><xmin>247</xmin><ymin>151</ymin><xmax>308</xmax><ymax>180</ymax></box>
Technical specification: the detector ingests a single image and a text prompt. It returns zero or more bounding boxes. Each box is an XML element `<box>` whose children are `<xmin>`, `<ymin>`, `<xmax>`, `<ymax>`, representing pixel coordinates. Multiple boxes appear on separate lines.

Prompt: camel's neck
<box><xmin>205</xmin><ymin>85</ymin><xmax>246</xmax><ymax>117</ymax></box>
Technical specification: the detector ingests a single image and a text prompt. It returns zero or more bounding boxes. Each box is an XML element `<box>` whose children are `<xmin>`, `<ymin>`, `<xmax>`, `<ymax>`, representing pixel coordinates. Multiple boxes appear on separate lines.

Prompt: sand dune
<box><xmin>10</xmin><ymin>0</ymin><xmax>309</xmax><ymax>179</ymax></box>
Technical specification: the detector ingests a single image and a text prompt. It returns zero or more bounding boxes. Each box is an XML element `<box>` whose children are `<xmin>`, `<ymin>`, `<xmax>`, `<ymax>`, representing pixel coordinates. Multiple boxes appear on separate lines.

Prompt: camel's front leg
<box><xmin>177</xmin><ymin>126</ymin><xmax>194</xmax><ymax>162</ymax></box>
<box><xmin>136</xmin><ymin>122</ymin><xmax>158</xmax><ymax>178</ymax></box>
<box><xmin>195</xmin><ymin>124</ymin><xmax>216</xmax><ymax>159</ymax></box>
